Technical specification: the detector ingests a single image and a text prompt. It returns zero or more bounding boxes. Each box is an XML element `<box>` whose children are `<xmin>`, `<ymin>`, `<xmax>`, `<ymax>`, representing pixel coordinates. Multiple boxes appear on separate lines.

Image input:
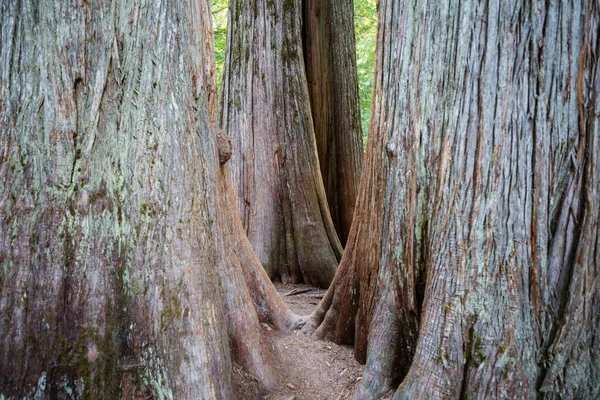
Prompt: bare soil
<box><xmin>233</xmin><ymin>283</ymin><xmax>364</xmax><ymax>400</ymax></box>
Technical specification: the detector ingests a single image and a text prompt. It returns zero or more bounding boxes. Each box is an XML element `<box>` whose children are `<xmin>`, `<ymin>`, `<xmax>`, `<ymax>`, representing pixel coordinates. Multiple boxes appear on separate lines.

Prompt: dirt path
<box><xmin>233</xmin><ymin>283</ymin><xmax>364</xmax><ymax>400</ymax></box>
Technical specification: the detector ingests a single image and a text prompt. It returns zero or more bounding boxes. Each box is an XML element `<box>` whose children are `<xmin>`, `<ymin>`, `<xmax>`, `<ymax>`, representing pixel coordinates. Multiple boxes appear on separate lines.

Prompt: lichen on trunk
<box><xmin>0</xmin><ymin>1</ymin><xmax>302</xmax><ymax>398</ymax></box>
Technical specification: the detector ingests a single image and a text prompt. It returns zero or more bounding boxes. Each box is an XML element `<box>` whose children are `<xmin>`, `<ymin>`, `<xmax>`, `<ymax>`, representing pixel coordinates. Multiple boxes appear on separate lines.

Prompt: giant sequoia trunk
<box><xmin>0</xmin><ymin>1</ymin><xmax>302</xmax><ymax>398</ymax></box>
<box><xmin>219</xmin><ymin>0</ymin><xmax>343</xmax><ymax>287</ymax></box>
<box><xmin>303</xmin><ymin>0</ymin><xmax>364</xmax><ymax>245</ymax></box>
<box><xmin>304</xmin><ymin>0</ymin><xmax>600</xmax><ymax>399</ymax></box>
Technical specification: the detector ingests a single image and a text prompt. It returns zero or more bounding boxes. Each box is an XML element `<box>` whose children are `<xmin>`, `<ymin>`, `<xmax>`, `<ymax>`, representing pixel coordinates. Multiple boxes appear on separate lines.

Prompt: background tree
<box><xmin>211</xmin><ymin>0</ymin><xmax>378</xmax><ymax>144</ymax></box>
<box><xmin>303</xmin><ymin>0</ymin><xmax>364</xmax><ymax>245</ymax></box>
<box><xmin>219</xmin><ymin>0</ymin><xmax>343</xmax><ymax>287</ymax></box>
<box><xmin>304</xmin><ymin>0</ymin><xmax>600</xmax><ymax>399</ymax></box>
<box><xmin>0</xmin><ymin>1</ymin><xmax>302</xmax><ymax>397</ymax></box>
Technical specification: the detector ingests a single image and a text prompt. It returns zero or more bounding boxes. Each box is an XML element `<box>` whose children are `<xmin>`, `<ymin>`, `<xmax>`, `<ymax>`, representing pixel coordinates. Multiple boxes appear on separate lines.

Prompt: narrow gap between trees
<box><xmin>232</xmin><ymin>283</ymin><xmax>386</xmax><ymax>400</ymax></box>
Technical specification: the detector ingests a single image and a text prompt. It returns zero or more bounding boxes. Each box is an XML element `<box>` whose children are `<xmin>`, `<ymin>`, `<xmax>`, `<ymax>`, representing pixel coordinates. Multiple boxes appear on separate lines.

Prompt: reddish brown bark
<box><xmin>303</xmin><ymin>0</ymin><xmax>364</xmax><ymax>245</ymax></box>
<box><xmin>219</xmin><ymin>0</ymin><xmax>342</xmax><ymax>288</ymax></box>
<box><xmin>298</xmin><ymin>81</ymin><xmax>395</xmax><ymax>364</ymax></box>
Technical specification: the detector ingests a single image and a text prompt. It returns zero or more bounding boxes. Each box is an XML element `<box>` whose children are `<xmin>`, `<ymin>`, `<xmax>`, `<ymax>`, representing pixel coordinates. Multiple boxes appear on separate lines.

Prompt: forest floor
<box><xmin>233</xmin><ymin>283</ymin><xmax>364</xmax><ymax>400</ymax></box>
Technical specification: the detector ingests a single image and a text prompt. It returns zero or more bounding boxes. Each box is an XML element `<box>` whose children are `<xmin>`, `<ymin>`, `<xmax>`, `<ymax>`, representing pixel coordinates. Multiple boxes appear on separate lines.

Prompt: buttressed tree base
<box><xmin>302</xmin><ymin>0</ymin><xmax>600</xmax><ymax>398</ymax></box>
<box><xmin>1</xmin><ymin>0</ymin><xmax>599</xmax><ymax>399</ymax></box>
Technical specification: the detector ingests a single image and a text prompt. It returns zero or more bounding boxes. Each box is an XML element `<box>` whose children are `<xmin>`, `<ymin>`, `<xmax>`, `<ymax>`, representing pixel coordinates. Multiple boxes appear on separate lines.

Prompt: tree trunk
<box><xmin>390</xmin><ymin>1</ymin><xmax>600</xmax><ymax>398</ymax></box>
<box><xmin>304</xmin><ymin>0</ymin><xmax>600</xmax><ymax>399</ymax></box>
<box><xmin>0</xmin><ymin>1</ymin><xmax>302</xmax><ymax>398</ymax></box>
<box><xmin>219</xmin><ymin>0</ymin><xmax>342</xmax><ymax>287</ymax></box>
<box><xmin>303</xmin><ymin>0</ymin><xmax>364</xmax><ymax>245</ymax></box>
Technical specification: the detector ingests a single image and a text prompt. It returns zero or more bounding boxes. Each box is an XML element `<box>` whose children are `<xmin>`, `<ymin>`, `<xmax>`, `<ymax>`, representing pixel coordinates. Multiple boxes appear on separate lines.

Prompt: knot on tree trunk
<box><xmin>217</xmin><ymin>128</ymin><xmax>232</xmax><ymax>164</ymax></box>
<box><xmin>385</xmin><ymin>140</ymin><xmax>397</xmax><ymax>158</ymax></box>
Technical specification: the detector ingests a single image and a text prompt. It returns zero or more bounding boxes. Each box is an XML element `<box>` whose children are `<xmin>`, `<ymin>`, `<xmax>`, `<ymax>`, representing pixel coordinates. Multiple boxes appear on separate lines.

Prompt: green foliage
<box><xmin>212</xmin><ymin>0</ymin><xmax>229</xmax><ymax>90</ymax></box>
<box><xmin>354</xmin><ymin>0</ymin><xmax>377</xmax><ymax>145</ymax></box>
<box><xmin>211</xmin><ymin>0</ymin><xmax>377</xmax><ymax>144</ymax></box>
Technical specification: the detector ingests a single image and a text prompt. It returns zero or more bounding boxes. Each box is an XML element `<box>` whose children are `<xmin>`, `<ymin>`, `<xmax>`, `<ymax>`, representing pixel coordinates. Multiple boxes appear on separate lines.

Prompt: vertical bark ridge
<box><xmin>299</xmin><ymin>0</ymin><xmax>402</xmax><ymax>368</ymax></box>
<box><xmin>358</xmin><ymin>0</ymin><xmax>599</xmax><ymax>398</ymax></box>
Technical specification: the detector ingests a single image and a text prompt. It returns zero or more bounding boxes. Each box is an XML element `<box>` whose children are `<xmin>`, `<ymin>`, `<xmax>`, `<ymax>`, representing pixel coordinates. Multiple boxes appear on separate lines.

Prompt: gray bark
<box><xmin>370</xmin><ymin>0</ymin><xmax>600</xmax><ymax>398</ymax></box>
<box><xmin>0</xmin><ymin>1</ymin><xmax>301</xmax><ymax>398</ymax></box>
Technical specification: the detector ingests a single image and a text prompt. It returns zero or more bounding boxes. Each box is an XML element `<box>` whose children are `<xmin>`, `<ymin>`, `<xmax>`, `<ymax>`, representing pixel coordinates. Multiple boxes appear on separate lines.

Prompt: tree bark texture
<box><xmin>0</xmin><ymin>1</ymin><xmax>302</xmax><ymax>398</ymax></box>
<box><xmin>219</xmin><ymin>0</ymin><xmax>342</xmax><ymax>288</ymax></box>
<box><xmin>303</xmin><ymin>0</ymin><xmax>364</xmax><ymax>245</ymax></box>
<box><xmin>306</xmin><ymin>0</ymin><xmax>600</xmax><ymax>399</ymax></box>
<box><xmin>299</xmin><ymin>55</ymin><xmax>397</xmax><ymax>364</ymax></box>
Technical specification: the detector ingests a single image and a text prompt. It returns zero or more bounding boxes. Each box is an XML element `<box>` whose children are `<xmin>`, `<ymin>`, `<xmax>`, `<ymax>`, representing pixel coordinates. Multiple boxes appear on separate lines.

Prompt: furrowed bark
<box><xmin>357</xmin><ymin>0</ymin><xmax>599</xmax><ymax>398</ymax></box>
<box><xmin>305</xmin><ymin>0</ymin><xmax>599</xmax><ymax>399</ymax></box>
<box><xmin>303</xmin><ymin>0</ymin><xmax>364</xmax><ymax>245</ymax></box>
<box><xmin>219</xmin><ymin>0</ymin><xmax>342</xmax><ymax>288</ymax></box>
<box><xmin>0</xmin><ymin>1</ymin><xmax>300</xmax><ymax>397</ymax></box>
<box><xmin>218</xmin><ymin>167</ymin><xmax>308</xmax><ymax>334</ymax></box>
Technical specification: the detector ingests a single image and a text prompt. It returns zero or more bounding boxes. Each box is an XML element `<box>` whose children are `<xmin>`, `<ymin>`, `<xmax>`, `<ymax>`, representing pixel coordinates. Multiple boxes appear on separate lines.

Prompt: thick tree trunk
<box><xmin>303</xmin><ymin>0</ymin><xmax>364</xmax><ymax>245</ymax></box>
<box><xmin>219</xmin><ymin>0</ymin><xmax>342</xmax><ymax>287</ymax></box>
<box><xmin>0</xmin><ymin>1</ymin><xmax>302</xmax><ymax>398</ymax></box>
<box><xmin>304</xmin><ymin>0</ymin><xmax>600</xmax><ymax>399</ymax></box>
